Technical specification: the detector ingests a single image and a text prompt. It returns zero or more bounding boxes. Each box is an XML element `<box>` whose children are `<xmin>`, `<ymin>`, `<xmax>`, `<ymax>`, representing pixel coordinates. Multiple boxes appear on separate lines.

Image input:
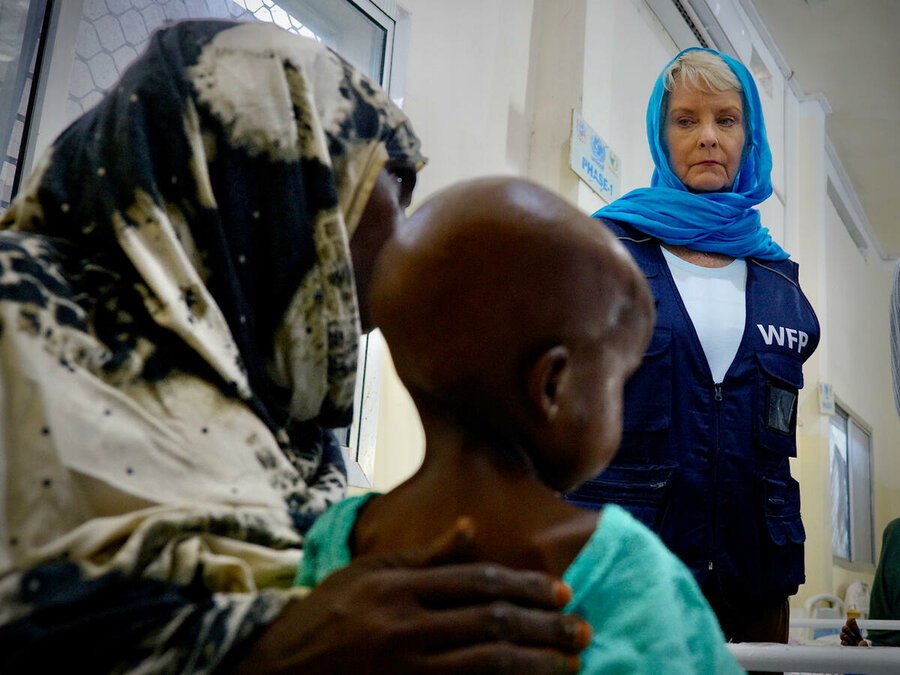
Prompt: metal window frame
<box><xmin>830</xmin><ymin>403</ymin><xmax>876</xmax><ymax>568</ymax></box>
<box><xmin>322</xmin><ymin>0</ymin><xmax>403</xmax><ymax>489</ymax></box>
<box><xmin>2</xmin><ymin>0</ymin><xmax>53</xmax><ymax>206</ymax></box>
<box><xmin>829</xmin><ymin>409</ymin><xmax>851</xmax><ymax>560</ymax></box>
<box><xmin>351</xmin><ymin>0</ymin><xmax>395</xmax><ymax>90</ymax></box>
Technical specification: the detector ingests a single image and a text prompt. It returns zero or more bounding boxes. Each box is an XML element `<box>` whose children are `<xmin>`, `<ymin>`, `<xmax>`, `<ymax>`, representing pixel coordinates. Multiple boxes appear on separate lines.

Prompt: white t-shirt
<box><xmin>661</xmin><ymin>247</ymin><xmax>747</xmax><ymax>383</ymax></box>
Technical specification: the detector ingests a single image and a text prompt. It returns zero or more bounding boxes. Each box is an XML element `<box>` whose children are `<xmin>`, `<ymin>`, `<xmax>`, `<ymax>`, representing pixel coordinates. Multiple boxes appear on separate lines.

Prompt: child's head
<box><xmin>370</xmin><ymin>177</ymin><xmax>654</xmax><ymax>492</ymax></box>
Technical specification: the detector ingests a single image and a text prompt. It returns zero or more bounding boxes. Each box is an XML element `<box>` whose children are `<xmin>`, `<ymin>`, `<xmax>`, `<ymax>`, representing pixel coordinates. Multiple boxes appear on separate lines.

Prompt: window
<box><xmin>830</xmin><ymin>406</ymin><xmax>875</xmax><ymax>565</ymax></box>
<box><xmin>330</xmin><ymin>330</ymin><xmax>386</xmax><ymax>488</ymax></box>
<box><xmin>52</xmin><ymin>1</ymin><xmax>394</xmax><ymax>136</ymax></box>
<box><xmin>277</xmin><ymin>0</ymin><xmax>393</xmax><ymax>88</ymax></box>
<box><xmin>11</xmin><ymin>0</ymin><xmax>405</xmax><ymax>487</ymax></box>
<box><xmin>14</xmin><ymin>1</ymin><xmax>406</xmax><ymax>193</ymax></box>
<box><xmin>0</xmin><ymin>0</ymin><xmax>51</xmax><ymax>211</ymax></box>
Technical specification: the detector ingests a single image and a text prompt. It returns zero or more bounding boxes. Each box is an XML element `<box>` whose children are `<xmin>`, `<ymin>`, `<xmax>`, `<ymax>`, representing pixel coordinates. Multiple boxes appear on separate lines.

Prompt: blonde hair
<box><xmin>664</xmin><ymin>50</ymin><xmax>741</xmax><ymax>94</ymax></box>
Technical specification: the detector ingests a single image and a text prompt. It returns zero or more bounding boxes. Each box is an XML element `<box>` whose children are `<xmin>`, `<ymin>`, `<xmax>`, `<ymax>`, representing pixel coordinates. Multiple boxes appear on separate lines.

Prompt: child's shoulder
<box><xmin>567</xmin><ymin>504</ymin><xmax>669</xmax><ymax>572</ymax></box>
<box><xmin>564</xmin><ymin>505</ymin><xmax>743</xmax><ymax>674</ymax></box>
<box><xmin>296</xmin><ymin>493</ymin><xmax>380</xmax><ymax>587</ymax></box>
<box><xmin>310</xmin><ymin>493</ymin><xmax>379</xmax><ymax>540</ymax></box>
<box><xmin>566</xmin><ymin>503</ymin><xmax>704</xmax><ymax>601</ymax></box>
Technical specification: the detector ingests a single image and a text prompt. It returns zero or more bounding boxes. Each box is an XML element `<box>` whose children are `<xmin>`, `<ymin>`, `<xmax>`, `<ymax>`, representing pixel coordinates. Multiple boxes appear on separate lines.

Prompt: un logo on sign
<box><xmin>591</xmin><ymin>136</ymin><xmax>606</xmax><ymax>166</ymax></box>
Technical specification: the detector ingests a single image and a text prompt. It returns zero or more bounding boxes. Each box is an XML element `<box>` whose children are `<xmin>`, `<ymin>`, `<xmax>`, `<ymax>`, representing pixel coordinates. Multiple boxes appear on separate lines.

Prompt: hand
<box><xmin>840</xmin><ymin>617</ymin><xmax>870</xmax><ymax>647</ymax></box>
<box><xmin>226</xmin><ymin>518</ymin><xmax>590</xmax><ymax>674</ymax></box>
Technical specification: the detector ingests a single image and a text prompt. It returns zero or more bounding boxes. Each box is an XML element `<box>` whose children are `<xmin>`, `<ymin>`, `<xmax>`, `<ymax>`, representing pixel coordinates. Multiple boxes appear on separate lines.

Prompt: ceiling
<box><xmin>748</xmin><ymin>0</ymin><xmax>900</xmax><ymax>259</ymax></box>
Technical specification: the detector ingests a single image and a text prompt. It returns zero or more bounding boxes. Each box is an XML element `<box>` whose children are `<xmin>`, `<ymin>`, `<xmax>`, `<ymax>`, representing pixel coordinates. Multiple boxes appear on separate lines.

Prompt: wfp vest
<box><xmin>568</xmin><ymin>219</ymin><xmax>820</xmax><ymax>606</ymax></box>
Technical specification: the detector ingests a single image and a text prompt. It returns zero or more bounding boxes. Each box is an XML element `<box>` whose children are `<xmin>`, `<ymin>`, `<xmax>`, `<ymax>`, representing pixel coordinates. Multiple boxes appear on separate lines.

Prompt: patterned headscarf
<box><xmin>596</xmin><ymin>47</ymin><xmax>787</xmax><ymax>260</ymax></box>
<box><xmin>0</xmin><ymin>20</ymin><xmax>423</xmax><ymax>672</ymax></box>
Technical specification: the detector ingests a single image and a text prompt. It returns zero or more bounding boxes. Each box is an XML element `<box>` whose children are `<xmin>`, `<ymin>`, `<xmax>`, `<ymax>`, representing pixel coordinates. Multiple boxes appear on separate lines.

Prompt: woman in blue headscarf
<box><xmin>567</xmin><ymin>48</ymin><xmax>820</xmax><ymax>645</ymax></box>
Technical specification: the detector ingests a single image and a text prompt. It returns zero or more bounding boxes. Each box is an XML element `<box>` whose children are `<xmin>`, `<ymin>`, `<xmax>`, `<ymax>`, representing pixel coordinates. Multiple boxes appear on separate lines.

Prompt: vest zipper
<box><xmin>711</xmin><ymin>383</ymin><xmax>723</xmax><ymax>574</ymax></box>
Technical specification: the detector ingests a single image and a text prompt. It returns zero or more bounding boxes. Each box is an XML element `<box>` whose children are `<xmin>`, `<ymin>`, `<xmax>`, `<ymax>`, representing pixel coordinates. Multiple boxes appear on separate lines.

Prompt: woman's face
<box><xmin>665</xmin><ymin>84</ymin><xmax>745</xmax><ymax>193</ymax></box>
<box><xmin>350</xmin><ymin>161</ymin><xmax>416</xmax><ymax>332</ymax></box>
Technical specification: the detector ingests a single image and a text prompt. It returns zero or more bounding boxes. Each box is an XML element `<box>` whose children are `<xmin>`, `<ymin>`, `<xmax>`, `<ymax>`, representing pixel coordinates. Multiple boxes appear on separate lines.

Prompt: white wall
<box><xmin>576</xmin><ymin>0</ymin><xmax>674</xmax><ymax>213</ymax></box>
<box><xmin>793</xmin><ymin>113</ymin><xmax>900</xmax><ymax>601</ymax></box>
<box><xmin>399</xmin><ymin>0</ymin><xmax>536</xmax><ymax>196</ymax></box>
<box><xmin>793</xmin><ymin>101</ymin><xmax>835</xmax><ymax>605</ymax></box>
<box><xmin>824</xmin><ymin>200</ymin><xmax>892</xmax><ymax>434</ymax></box>
<box><xmin>373</xmin><ymin>0</ymin><xmax>539</xmax><ymax>489</ymax></box>
<box><xmin>823</xmin><ymin>192</ymin><xmax>900</xmax><ymax>558</ymax></box>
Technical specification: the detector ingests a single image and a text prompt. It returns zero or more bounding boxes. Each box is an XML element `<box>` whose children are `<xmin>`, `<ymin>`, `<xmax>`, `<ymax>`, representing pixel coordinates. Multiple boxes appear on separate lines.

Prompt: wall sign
<box><xmin>570</xmin><ymin>109</ymin><xmax>621</xmax><ymax>203</ymax></box>
<box><xmin>818</xmin><ymin>382</ymin><xmax>835</xmax><ymax>415</ymax></box>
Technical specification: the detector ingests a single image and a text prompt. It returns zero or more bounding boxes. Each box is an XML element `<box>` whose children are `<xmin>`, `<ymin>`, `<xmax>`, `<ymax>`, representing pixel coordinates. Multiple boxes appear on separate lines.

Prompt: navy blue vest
<box><xmin>567</xmin><ymin>219</ymin><xmax>820</xmax><ymax>606</ymax></box>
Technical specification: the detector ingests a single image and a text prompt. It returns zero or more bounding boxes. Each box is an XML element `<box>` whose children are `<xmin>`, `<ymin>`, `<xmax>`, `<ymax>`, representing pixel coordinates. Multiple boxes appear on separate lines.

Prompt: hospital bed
<box><xmin>727</xmin><ymin>619</ymin><xmax>900</xmax><ymax>674</ymax></box>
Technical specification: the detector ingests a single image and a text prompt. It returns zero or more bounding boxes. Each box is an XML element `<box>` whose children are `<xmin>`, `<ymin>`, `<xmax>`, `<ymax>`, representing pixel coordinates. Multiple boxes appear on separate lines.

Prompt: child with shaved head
<box><xmin>296</xmin><ymin>177</ymin><xmax>743</xmax><ymax>673</ymax></box>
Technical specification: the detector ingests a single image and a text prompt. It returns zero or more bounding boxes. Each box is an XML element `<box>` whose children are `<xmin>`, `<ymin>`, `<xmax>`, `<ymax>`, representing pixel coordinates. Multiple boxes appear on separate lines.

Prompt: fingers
<box><xmin>402</xmin><ymin>564</ymin><xmax>573</xmax><ymax>610</ymax></box>
<box><xmin>415</xmin><ymin>643</ymin><xmax>581</xmax><ymax>675</ymax></box>
<box><xmin>404</xmin><ymin>603</ymin><xmax>591</xmax><ymax>653</ymax></box>
<box><xmin>355</xmin><ymin>523</ymin><xmax>573</xmax><ymax>612</ymax></box>
<box><xmin>265</xmin><ymin>560</ymin><xmax>590</xmax><ymax>674</ymax></box>
<box><xmin>840</xmin><ymin>618</ymin><xmax>866</xmax><ymax>647</ymax></box>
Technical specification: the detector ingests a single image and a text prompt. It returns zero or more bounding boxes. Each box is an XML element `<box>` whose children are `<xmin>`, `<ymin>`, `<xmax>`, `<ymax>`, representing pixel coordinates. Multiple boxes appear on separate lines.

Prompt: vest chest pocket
<box><xmin>755</xmin><ymin>351</ymin><xmax>804</xmax><ymax>457</ymax></box>
<box><xmin>567</xmin><ymin>463</ymin><xmax>677</xmax><ymax>532</ymax></box>
<box><xmin>623</xmin><ymin>327</ymin><xmax>672</xmax><ymax>431</ymax></box>
<box><xmin>620</xmin><ymin>327</ymin><xmax>672</xmax><ymax>463</ymax></box>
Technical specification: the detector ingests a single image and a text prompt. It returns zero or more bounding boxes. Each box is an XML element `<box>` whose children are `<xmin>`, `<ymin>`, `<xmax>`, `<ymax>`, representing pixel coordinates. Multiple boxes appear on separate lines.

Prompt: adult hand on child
<box><xmin>227</xmin><ymin>518</ymin><xmax>590</xmax><ymax>673</ymax></box>
<box><xmin>840</xmin><ymin>617</ymin><xmax>870</xmax><ymax>647</ymax></box>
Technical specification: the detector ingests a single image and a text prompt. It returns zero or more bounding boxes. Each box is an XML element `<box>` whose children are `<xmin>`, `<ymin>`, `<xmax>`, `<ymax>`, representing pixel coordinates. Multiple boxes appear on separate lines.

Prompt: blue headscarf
<box><xmin>595</xmin><ymin>47</ymin><xmax>788</xmax><ymax>260</ymax></box>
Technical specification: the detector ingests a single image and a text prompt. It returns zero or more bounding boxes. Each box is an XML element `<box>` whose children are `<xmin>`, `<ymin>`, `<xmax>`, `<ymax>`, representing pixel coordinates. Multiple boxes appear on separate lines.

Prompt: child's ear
<box><xmin>527</xmin><ymin>345</ymin><xmax>571</xmax><ymax>421</ymax></box>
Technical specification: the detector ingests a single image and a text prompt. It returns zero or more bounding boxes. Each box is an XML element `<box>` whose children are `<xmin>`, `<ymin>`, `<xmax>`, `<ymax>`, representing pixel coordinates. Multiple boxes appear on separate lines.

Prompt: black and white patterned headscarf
<box><xmin>0</xmin><ymin>20</ymin><xmax>423</xmax><ymax>672</ymax></box>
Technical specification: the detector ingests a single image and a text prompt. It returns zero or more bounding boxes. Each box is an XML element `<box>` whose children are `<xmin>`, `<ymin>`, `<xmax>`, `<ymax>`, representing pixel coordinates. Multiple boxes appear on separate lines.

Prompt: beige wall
<box><xmin>792</xmin><ymin>102</ymin><xmax>833</xmax><ymax>606</ymax></box>
<box><xmin>817</xmin><ymin>176</ymin><xmax>900</xmax><ymax>601</ymax></box>
<box><xmin>788</xmin><ymin>94</ymin><xmax>900</xmax><ymax>609</ymax></box>
<box><xmin>372</xmin><ymin>0</ymin><xmax>900</xmax><ymax>617</ymax></box>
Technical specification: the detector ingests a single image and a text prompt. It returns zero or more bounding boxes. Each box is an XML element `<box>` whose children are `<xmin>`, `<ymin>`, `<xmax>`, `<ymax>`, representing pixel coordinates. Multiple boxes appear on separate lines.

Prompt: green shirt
<box><xmin>868</xmin><ymin>518</ymin><xmax>900</xmax><ymax>646</ymax></box>
<box><xmin>296</xmin><ymin>495</ymin><xmax>743</xmax><ymax>673</ymax></box>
